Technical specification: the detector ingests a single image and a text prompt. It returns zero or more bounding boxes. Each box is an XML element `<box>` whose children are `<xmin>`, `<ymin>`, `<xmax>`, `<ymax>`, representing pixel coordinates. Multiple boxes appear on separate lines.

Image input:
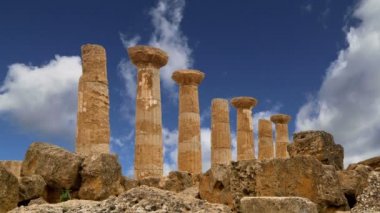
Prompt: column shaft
<box><xmin>236</xmin><ymin>108</ymin><xmax>255</xmax><ymax>160</ymax></box>
<box><xmin>258</xmin><ymin>119</ymin><xmax>274</xmax><ymax>160</ymax></box>
<box><xmin>211</xmin><ymin>99</ymin><xmax>231</xmax><ymax>167</ymax></box>
<box><xmin>76</xmin><ymin>44</ymin><xmax>110</xmax><ymax>155</ymax></box>
<box><xmin>275</xmin><ymin>123</ymin><xmax>289</xmax><ymax>159</ymax></box>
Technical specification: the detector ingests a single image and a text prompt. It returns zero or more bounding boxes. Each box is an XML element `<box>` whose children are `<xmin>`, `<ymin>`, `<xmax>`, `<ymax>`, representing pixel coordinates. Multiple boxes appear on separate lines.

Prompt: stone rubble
<box><xmin>351</xmin><ymin>171</ymin><xmax>380</xmax><ymax>213</ymax></box>
<box><xmin>240</xmin><ymin>196</ymin><xmax>318</xmax><ymax>213</ymax></box>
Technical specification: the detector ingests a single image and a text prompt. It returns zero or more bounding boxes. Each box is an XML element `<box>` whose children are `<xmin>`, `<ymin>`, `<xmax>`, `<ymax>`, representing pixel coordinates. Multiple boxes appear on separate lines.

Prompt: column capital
<box><xmin>270</xmin><ymin>114</ymin><xmax>291</xmax><ymax>124</ymax></box>
<box><xmin>127</xmin><ymin>45</ymin><xmax>168</xmax><ymax>69</ymax></box>
<box><xmin>172</xmin><ymin>69</ymin><xmax>205</xmax><ymax>86</ymax></box>
<box><xmin>231</xmin><ymin>97</ymin><xmax>257</xmax><ymax>109</ymax></box>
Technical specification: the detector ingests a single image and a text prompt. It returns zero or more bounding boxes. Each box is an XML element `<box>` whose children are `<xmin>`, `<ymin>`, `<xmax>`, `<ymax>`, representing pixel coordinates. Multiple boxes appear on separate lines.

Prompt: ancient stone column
<box><xmin>231</xmin><ymin>97</ymin><xmax>257</xmax><ymax>161</ymax></box>
<box><xmin>211</xmin><ymin>98</ymin><xmax>232</xmax><ymax>168</ymax></box>
<box><xmin>172</xmin><ymin>69</ymin><xmax>205</xmax><ymax>174</ymax></box>
<box><xmin>258</xmin><ymin>119</ymin><xmax>274</xmax><ymax>160</ymax></box>
<box><xmin>128</xmin><ymin>45</ymin><xmax>168</xmax><ymax>179</ymax></box>
<box><xmin>76</xmin><ymin>44</ymin><xmax>110</xmax><ymax>155</ymax></box>
<box><xmin>270</xmin><ymin>114</ymin><xmax>291</xmax><ymax>159</ymax></box>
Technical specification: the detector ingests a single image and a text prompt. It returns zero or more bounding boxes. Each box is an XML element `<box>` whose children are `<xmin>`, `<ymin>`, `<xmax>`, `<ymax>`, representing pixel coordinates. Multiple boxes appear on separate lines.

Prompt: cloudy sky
<box><xmin>1</xmin><ymin>0</ymin><xmax>379</xmax><ymax>175</ymax></box>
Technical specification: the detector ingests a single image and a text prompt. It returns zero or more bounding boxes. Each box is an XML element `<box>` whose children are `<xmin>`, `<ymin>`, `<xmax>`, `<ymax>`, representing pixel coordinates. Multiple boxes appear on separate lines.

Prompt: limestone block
<box><xmin>289</xmin><ymin>130</ymin><xmax>344</xmax><ymax>170</ymax></box>
<box><xmin>0</xmin><ymin>160</ymin><xmax>22</xmax><ymax>178</ymax></box>
<box><xmin>19</xmin><ymin>175</ymin><xmax>47</xmax><ymax>202</ymax></box>
<box><xmin>258</xmin><ymin>119</ymin><xmax>274</xmax><ymax>160</ymax></box>
<box><xmin>0</xmin><ymin>166</ymin><xmax>19</xmax><ymax>213</ymax></box>
<box><xmin>240</xmin><ymin>197</ymin><xmax>318</xmax><ymax>213</ymax></box>
<box><xmin>351</xmin><ymin>171</ymin><xmax>380</xmax><ymax>212</ymax></box>
<box><xmin>347</xmin><ymin>156</ymin><xmax>380</xmax><ymax>170</ymax></box>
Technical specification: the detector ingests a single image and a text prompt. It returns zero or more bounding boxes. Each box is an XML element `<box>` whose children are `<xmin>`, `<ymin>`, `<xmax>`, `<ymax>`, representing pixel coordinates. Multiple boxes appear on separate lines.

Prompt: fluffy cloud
<box><xmin>296</xmin><ymin>0</ymin><xmax>380</xmax><ymax>166</ymax></box>
<box><xmin>0</xmin><ymin>55</ymin><xmax>81</xmax><ymax>138</ymax></box>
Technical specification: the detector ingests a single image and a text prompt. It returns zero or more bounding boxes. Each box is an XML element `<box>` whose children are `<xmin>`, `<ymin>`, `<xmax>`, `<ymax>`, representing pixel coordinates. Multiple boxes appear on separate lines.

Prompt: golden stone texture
<box><xmin>231</xmin><ymin>97</ymin><xmax>257</xmax><ymax>161</ymax></box>
<box><xmin>128</xmin><ymin>45</ymin><xmax>168</xmax><ymax>179</ymax></box>
<box><xmin>76</xmin><ymin>44</ymin><xmax>110</xmax><ymax>155</ymax></box>
<box><xmin>270</xmin><ymin>114</ymin><xmax>291</xmax><ymax>159</ymax></box>
<box><xmin>211</xmin><ymin>98</ymin><xmax>232</xmax><ymax>168</ymax></box>
<box><xmin>172</xmin><ymin>69</ymin><xmax>205</xmax><ymax>174</ymax></box>
<box><xmin>0</xmin><ymin>160</ymin><xmax>22</xmax><ymax>178</ymax></box>
<box><xmin>258</xmin><ymin>119</ymin><xmax>274</xmax><ymax>160</ymax></box>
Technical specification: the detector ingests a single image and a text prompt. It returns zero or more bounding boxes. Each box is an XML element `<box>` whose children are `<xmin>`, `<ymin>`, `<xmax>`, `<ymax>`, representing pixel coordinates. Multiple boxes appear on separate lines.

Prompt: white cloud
<box><xmin>296</xmin><ymin>0</ymin><xmax>380</xmax><ymax>166</ymax></box>
<box><xmin>0</xmin><ymin>55</ymin><xmax>81</xmax><ymax>137</ymax></box>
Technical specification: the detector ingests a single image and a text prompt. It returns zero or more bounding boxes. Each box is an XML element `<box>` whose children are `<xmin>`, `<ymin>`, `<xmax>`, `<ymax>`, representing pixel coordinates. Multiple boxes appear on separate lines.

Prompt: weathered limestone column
<box><xmin>76</xmin><ymin>44</ymin><xmax>110</xmax><ymax>155</ymax></box>
<box><xmin>270</xmin><ymin>114</ymin><xmax>291</xmax><ymax>159</ymax></box>
<box><xmin>258</xmin><ymin>119</ymin><xmax>274</xmax><ymax>160</ymax></box>
<box><xmin>128</xmin><ymin>46</ymin><xmax>168</xmax><ymax>179</ymax></box>
<box><xmin>172</xmin><ymin>69</ymin><xmax>205</xmax><ymax>174</ymax></box>
<box><xmin>231</xmin><ymin>97</ymin><xmax>257</xmax><ymax>160</ymax></box>
<box><xmin>211</xmin><ymin>98</ymin><xmax>232</xmax><ymax>167</ymax></box>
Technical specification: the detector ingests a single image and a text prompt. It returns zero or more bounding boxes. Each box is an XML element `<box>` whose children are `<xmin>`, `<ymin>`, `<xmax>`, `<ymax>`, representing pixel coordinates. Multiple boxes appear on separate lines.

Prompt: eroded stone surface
<box><xmin>21</xmin><ymin>142</ymin><xmax>82</xmax><ymax>190</ymax></box>
<box><xmin>173</xmin><ymin>69</ymin><xmax>205</xmax><ymax>174</ymax></box>
<box><xmin>289</xmin><ymin>130</ymin><xmax>344</xmax><ymax>170</ymax></box>
<box><xmin>270</xmin><ymin>114</ymin><xmax>291</xmax><ymax>159</ymax></box>
<box><xmin>0</xmin><ymin>160</ymin><xmax>22</xmax><ymax>178</ymax></box>
<box><xmin>128</xmin><ymin>45</ymin><xmax>168</xmax><ymax>179</ymax></box>
<box><xmin>79</xmin><ymin>153</ymin><xmax>124</xmax><ymax>201</ymax></box>
<box><xmin>0</xmin><ymin>165</ymin><xmax>19</xmax><ymax>213</ymax></box>
<box><xmin>76</xmin><ymin>44</ymin><xmax>110</xmax><ymax>155</ymax></box>
<box><xmin>19</xmin><ymin>175</ymin><xmax>46</xmax><ymax>203</ymax></box>
<box><xmin>240</xmin><ymin>197</ymin><xmax>318</xmax><ymax>213</ymax></box>
<box><xmin>258</xmin><ymin>119</ymin><xmax>274</xmax><ymax>160</ymax></box>
<box><xmin>199</xmin><ymin>156</ymin><xmax>349</xmax><ymax>212</ymax></box>
<box><xmin>231</xmin><ymin>97</ymin><xmax>257</xmax><ymax>161</ymax></box>
<box><xmin>347</xmin><ymin>156</ymin><xmax>380</xmax><ymax>171</ymax></box>
<box><xmin>211</xmin><ymin>98</ymin><xmax>232</xmax><ymax>167</ymax></box>
<box><xmin>352</xmin><ymin>171</ymin><xmax>380</xmax><ymax>212</ymax></box>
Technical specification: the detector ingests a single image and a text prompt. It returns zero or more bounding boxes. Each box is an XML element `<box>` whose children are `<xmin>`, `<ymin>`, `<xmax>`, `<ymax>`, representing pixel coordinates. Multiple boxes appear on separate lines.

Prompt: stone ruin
<box><xmin>1</xmin><ymin>44</ymin><xmax>380</xmax><ymax>213</ymax></box>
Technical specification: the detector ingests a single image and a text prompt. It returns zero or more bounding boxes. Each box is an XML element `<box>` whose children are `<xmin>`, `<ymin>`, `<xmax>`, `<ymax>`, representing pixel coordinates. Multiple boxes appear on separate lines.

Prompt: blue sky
<box><xmin>1</xmin><ymin>0</ymin><xmax>379</xmax><ymax>175</ymax></box>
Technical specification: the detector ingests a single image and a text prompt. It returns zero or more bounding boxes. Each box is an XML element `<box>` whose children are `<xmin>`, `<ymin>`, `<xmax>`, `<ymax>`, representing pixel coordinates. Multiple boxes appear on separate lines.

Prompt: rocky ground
<box><xmin>1</xmin><ymin>130</ymin><xmax>380</xmax><ymax>213</ymax></box>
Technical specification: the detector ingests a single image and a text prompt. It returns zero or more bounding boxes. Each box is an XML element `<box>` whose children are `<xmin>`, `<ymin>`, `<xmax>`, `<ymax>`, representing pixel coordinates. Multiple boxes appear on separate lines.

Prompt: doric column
<box><xmin>76</xmin><ymin>44</ymin><xmax>110</xmax><ymax>155</ymax></box>
<box><xmin>128</xmin><ymin>45</ymin><xmax>168</xmax><ymax>179</ymax></box>
<box><xmin>211</xmin><ymin>98</ymin><xmax>232</xmax><ymax>168</ymax></box>
<box><xmin>172</xmin><ymin>69</ymin><xmax>205</xmax><ymax>174</ymax></box>
<box><xmin>270</xmin><ymin>114</ymin><xmax>291</xmax><ymax>159</ymax></box>
<box><xmin>258</xmin><ymin>119</ymin><xmax>274</xmax><ymax>160</ymax></box>
<box><xmin>231</xmin><ymin>97</ymin><xmax>257</xmax><ymax>161</ymax></box>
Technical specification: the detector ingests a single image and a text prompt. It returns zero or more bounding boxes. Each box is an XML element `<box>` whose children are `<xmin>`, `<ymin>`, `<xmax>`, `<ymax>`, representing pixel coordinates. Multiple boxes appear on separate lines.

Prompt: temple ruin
<box><xmin>128</xmin><ymin>45</ymin><xmax>168</xmax><ymax>179</ymax></box>
<box><xmin>172</xmin><ymin>69</ymin><xmax>205</xmax><ymax>174</ymax></box>
<box><xmin>76</xmin><ymin>44</ymin><xmax>110</xmax><ymax>155</ymax></box>
<box><xmin>231</xmin><ymin>97</ymin><xmax>257</xmax><ymax>160</ymax></box>
<box><xmin>258</xmin><ymin>119</ymin><xmax>274</xmax><ymax>160</ymax></box>
<box><xmin>211</xmin><ymin>98</ymin><xmax>232</xmax><ymax>167</ymax></box>
<box><xmin>270</xmin><ymin>114</ymin><xmax>291</xmax><ymax>159</ymax></box>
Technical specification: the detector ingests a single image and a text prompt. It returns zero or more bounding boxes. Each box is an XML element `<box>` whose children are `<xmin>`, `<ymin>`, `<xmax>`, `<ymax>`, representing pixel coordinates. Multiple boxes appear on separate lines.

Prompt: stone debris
<box><xmin>289</xmin><ymin>130</ymin><xmax>344</xmax><ymax>170</ymax></box>
<box><xmin>18</xmin><ymin>175</ymin><xmax>46</xmax><ymax>203</ymax></box>
<box><xmin>172</xmin><ymin>69</ymin><xmax>205</xmax><ymax>174</ymax></box>
<box><xmin>211</xmin><ymin>98</ymin><xmax>232</xmax><ymax>168</ymax></box>
<box><xmin>76</xmin><ymin>44</ymin><xmax>110</xmax><ymax>155</ymax></box>
<box><xmin>10</xmin><ymin>186</ymin><xmax>231</xmax><ymax>213</ymax></box>
<box><xmin>348</xmin><ymin>156</ymin><xmax>380</xmax><ymax>171</ymax></box>
<box><xmin>0</xmin><ymin>160</ymin><xmax>22</xmax><ymax>178</ymax></box>
<box><xmin>240</xmin><ymin>196</ymin><xmax>318</xmax><ymax>213</ymax></box>
<box><xmin>0</xmin><ymin>165</ymin><xmax>19</xmax><ymax>213</ymax></box>
<box><xmin>270</xmin><ymin>114</ymin><xmax>291</xmax><ymax>159</ymax></box>
<box><xmin>128</xmin><ymin>45</ymin><xmax>168</xmax><ymax>180</ymax></box>
<box><xmin>351</xmin><ymin>171</ymin><xmax>380</xmax><ymax>213</ymax></box>
<box><xmin>231</xmin><ymin>96</ymin><xmax>257</xmax><ymax>160</ymax></box>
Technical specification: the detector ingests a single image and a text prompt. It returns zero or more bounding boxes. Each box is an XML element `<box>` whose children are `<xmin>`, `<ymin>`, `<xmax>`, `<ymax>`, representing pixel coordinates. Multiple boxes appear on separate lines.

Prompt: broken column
<box><xmin>258</xmin><ymin>119</ymin><xmax>274</xmax><ymax>160</ymax></box>
<box><xmin>76</xmin><ymin>44</ymin><xmax>110</xmax><ymax>155</ymax></box>
<box><xmin>231</xmin><ymin>97</ymin><xmax>257</xmax><ymax>160</ymax></box>
<box><xmin>172</xmin><ymin>69</ymin><xmax>205</xmax><ymax>174</ymax></box>
<box><xmin>128</xmin><ymin>45</ymin><xmax>168</xmax><ymax>179</ymax></box>
<box><xmin>270</xmin><ymin>114</ymin><xmax>291</xmax><ymax>159</ymax></box>
<box><xmin>211</xmin><ymin>98</ymin><xmax>232</xmax><ymax>167</ymax></box>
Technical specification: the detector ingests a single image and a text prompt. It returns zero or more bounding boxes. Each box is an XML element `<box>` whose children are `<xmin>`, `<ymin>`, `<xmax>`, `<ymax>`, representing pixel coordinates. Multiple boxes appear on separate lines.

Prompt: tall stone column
<box><xmin>258</xmin><ymin>119</ymin><xmax>274</xmax><ymax>160</ymax></box>
<box><xmin>270</xmin><ymin>114</ymin><xmax>291</xmax><ymax>159</ymax></box>
<box><xmin>231</xmin><ymin>97</ymin><xmax>257</xmax><ymax>161</ymax></box>
<box><xmin>76</xmin><ymin>44</ymin><xmax>110</xmax><ymax>155</ymax></box>
<box><xmin>172</xmin><ymin>69</ymin><xmax>205</xmax><ymax>174</ymax></box>
<box><xmin>211</xmin><ymin>98</ymin><xmax>232</xmax><ymax>168</ymax></box>
<box><xmin>128</xmin><ymin>45</ymin><xmax>168</xmax><ymax>179</ymax></box>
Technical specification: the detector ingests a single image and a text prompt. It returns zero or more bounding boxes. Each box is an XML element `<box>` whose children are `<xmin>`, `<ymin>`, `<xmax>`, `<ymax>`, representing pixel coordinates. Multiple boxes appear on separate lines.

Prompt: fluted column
<box><xmin>76</xmin><ymin>44</ymin><xmax>110</xmax><ymax>155</ymax></box>
<box><xmin>172</xmin><ymin>69</ymin><xmax>205</xmax><ymax>174</ymax></box>
<box><xmin>270</xmin><ymin>114</ymin><xmax>291</xmax><ymax>159</ymax></box>
<box><xmin>128</xmin><ymin>45</ymin><xmax>168</xmax><ymax>179</ymax></box>
<box><xmin>211</xmin><ymin>98</ymin><xmax>232</xmax><ymax>168</ymax></box>
<box><xmin>231</xmin><ymin>97</ymin><xmax>257</xmax><ymax>161</ymax></box>
<box><xmin>258</xmin><ymin>119</ymin><xmax>274</xmax><ymax>160</ymax></box>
